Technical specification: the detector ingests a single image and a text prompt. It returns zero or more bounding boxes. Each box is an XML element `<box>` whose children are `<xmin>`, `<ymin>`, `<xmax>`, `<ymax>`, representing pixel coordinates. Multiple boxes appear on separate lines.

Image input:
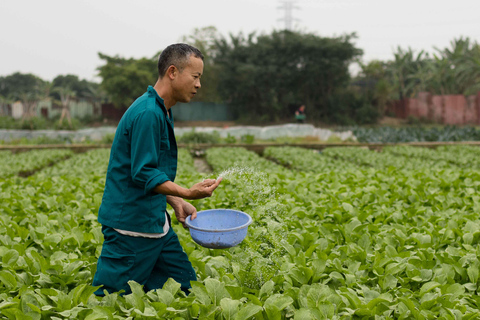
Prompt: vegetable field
<box><xmin>351</xmin><ymin>126</ymin><xmax>480</xmax><ymax>143</ymax></box>
<box><xmin>1</xmin><ymin>145</ymin><xmax>480</xmax><ymax>319</ymax></box>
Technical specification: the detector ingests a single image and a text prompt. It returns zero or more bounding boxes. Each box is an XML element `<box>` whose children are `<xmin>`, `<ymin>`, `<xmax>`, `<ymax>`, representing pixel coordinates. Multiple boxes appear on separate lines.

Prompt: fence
<box><xmin>101</xmin><ymin>102</ymin><xmax>233</xmax><ymax>122</ymax></box>
<box><xmin>389</xmin><ymin>92</ymin><xmax>480</xmax><ymax>125</ymax></box>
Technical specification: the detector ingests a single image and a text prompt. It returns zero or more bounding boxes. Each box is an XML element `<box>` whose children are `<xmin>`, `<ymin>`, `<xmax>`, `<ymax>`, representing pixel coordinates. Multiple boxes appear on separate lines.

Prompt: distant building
<box><xmin>12</xmin><ymin>102</ymin><xmax>23</xmax><ymax>119</ymax></box>
<box><xmin>5</xmin><ymin>100</ymin><xmax>234</xmax><ymax>122</ymax></box>
<box><xmin>8</xmin><ymin>99</ymin><xmax>101</xmax><ymax>120</ymax></box>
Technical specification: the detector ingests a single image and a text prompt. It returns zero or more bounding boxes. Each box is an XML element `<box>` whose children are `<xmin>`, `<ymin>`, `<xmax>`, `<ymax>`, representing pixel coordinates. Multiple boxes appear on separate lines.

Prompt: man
<box><xmin>295</xmin><ymin>104</ymin><xmax>306</xmax><ymax>123</ymax></box>
<box><xmin>93</xmin><ymin>44</ymin><xmax>222</xmax><ymax>296</ymax></box>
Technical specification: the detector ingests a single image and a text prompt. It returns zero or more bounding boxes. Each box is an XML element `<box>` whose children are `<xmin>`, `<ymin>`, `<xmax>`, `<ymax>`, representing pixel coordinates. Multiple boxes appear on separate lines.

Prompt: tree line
<box><xmin>95</xmin><ymin>28</ymin><xmax>480</xmax><ymax>125</ymax></box>
<box><xmin>97</xmin><ymin>27</ymin><xmax>365</xmax><ymax>124</ymax></box>
<box><xmin>356</xmin><ymin>37</ymin><xmax>480</xmax><ymax>123</ymax></box>
<box><xmin>0</xmin><ymin>73</ymin><xmax>101</xmax><ymax>128</ymax></box>
<box><xmin>1</xmin><ymin>27</ymin><xmax>479</xmax><ymax>126</ymax></box>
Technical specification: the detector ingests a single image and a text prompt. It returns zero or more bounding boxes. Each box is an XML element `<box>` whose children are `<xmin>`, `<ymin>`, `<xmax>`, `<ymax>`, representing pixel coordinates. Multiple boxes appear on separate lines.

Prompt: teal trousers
<box><xmin>92</xmin><ymin>215</ymin><xmax>196</xmax><ymax>296</ymax></box>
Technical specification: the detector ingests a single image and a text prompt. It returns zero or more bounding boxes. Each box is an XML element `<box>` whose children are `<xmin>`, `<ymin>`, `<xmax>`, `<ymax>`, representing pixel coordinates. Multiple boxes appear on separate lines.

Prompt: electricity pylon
<box><xmin>277</xmin><ymin>0</ymin><xmax>300</xmax><ymax>31</ymax></box>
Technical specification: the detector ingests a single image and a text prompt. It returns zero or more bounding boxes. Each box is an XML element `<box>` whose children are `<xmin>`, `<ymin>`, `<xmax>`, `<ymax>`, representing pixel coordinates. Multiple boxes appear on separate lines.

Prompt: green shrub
<box><xmin>325</xmin><ymin>88</ymin><xmax>381</xmax><ymax>125</ymax></box>
<box><xmin>356</xmin><ymin>103</ymin><xmax>380</xmax><ymax>125</ymax></box>
<box><xmin>0</xmin><ymin>116</ymin><xmax>18</xmax><ymax>129</ymax></box>
<box><xmin>240</xmin><ymin>134</ymin><xmax>255</xmax><ymax>144</ymax></box>
<box><xmin>18</xmin><ymin>117</ymin><xmax>49</xmax><ymax>130</ymax></box>
<box><xmin>224</xmin><ymin>133</ymin><xmax>237</xmax><ymax>144</ymax></box>
<box><xmin>0</xmin><ymin>135</ymin><xmax>72</xmax><ymax>145</ymax></box>
<box><xmin>326</xmin><ymin>135</ymin><xmax>344</xmax><ymax>143</ymax></box>
<box><xmin>54</xmin><ymin>118</ymin><xmax>80</xmax><ymax>130</ymax></box>
<box><xmin>177</xmin><ymin>130</ymin><xmax>221</xmax><ymax>144</ymax></box>
<box><xmin>101</xmin><ymin>133</ymin><xmax>115</xmax><ymax>144</ymax></box>
<box><xmin>407</xmin><ymin>115</ymin><xmax>434</xmax><ymax>125</ymax></box>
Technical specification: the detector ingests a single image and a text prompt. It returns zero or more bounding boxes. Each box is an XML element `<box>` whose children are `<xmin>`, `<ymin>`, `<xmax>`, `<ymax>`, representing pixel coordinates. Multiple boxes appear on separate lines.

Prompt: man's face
<box><xmin>172</xmin><ymin>55</ymin><xmax>203</xmax><ymax>103</ymax></box>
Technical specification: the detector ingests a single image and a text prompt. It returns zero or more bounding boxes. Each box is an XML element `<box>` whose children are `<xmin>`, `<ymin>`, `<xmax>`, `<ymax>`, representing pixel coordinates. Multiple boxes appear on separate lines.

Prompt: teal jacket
<box><xmin>98</xmin><ymin>86</ymin><xmax>178</xmax><ymax>233</ymax></box>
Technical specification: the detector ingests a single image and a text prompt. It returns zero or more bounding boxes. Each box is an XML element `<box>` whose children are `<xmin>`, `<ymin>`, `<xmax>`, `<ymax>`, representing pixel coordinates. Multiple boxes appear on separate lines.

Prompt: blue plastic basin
<box><xmin>185</xmin><ymin>209</ymin><xmax>252</xmax><ymax>249</ymax></box>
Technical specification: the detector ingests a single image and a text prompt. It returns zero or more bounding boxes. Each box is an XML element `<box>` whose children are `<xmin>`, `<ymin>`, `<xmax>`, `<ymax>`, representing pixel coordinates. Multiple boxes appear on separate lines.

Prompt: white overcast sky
<box><xmin>1</xmin><ymin>0</ymin><xmax>479</xmax><ymax>82</ymax></box>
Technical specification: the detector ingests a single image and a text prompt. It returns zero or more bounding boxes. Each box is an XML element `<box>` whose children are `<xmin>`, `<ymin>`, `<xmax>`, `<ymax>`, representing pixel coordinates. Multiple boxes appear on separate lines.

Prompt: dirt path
<box><xmin>194</xmin><ymin>157</ymin><xmax>213</xmax><ymax>174</ymax></box>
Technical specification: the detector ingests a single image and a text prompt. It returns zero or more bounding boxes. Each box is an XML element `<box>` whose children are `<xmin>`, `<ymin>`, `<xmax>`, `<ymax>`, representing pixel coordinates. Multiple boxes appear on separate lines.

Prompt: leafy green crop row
<box><xmin>0</xmin><ymin>149</ymin><xmax>74</xmax><ymax>178</ymax></box>
<box><xmin>385</xmin><ymin>145</ymin><xmax>480</xmax><ymax>168</ymax></box>
<box><xmin>0</xmin><ymin>151</ymin><xmax>12</xmax><ymax>158</ymax></box>
<box><xmin>263</xmin><ymin>146</ymin><xmax>357</xmax><ymax>172</ymax></box>
<box><xmin>321</xmin><ymin>147</ymin><xmax>454</xmax><ymax>171</ymax></box>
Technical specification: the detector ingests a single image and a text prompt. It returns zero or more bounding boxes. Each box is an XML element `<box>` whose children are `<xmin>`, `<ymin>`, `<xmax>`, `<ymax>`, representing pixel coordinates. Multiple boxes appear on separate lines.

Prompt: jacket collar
<box><xmin>147</xmin><ymin>85</ymin><xmax>174</xmax><ymax>126</ymax></box>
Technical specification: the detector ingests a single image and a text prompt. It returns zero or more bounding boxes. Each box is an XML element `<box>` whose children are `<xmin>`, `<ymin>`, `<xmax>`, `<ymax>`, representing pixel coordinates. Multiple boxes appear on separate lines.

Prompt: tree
<box><xmin>97</xmin><ymin>53</ymin><xmax>157</xmax><ymax>108</ymax></box>
<box><xmin>51</xmin><ymin>74</ymin><xmax>100</xmax><ymax>128</ymax></box>
<box><xmin>181</xmin><ymin>26</ymin><xmax>222</xmax><ymax>102</ymax></box>
<box><xmin>81</xmin><ymin>82</ymin><xmax>105</xmax><ymax>117</ymax></box>
<box><xmin>0</xmin><ymin>94</ymin><xmax>12</xmax><ymax>116</ymax></box>
<box><xmin>213</xmin><ymin>30</ymin><xmax>362</xmax><ymax>121</ymax></box>
<box><xmin>354</xmin><ymin>60</ymin><xmax>393</xmax><ymax>117</ymax></box>
<box><xmin>386</xmin><ymin>37</ymin><xmax>480</xmax><ymax>98</ymax></box>
<box><xmin>386</xmin><ymin>47</ymin><xmax>429</xmax><ymax>100</ymax></box>
<box><xmin>20</xmin><ymin>81</ymin><xmax>54</xmax><ymax>128</ymax></box>
<box><xmin>52</xmin><ymin>86</ymin><xmax>75</xmax><ymax>127</ymax></box>
<box><xmin>51</xmin><ymin>74</ymin><xmax>94</xmax><ymax>99</ymax></box>
<box><xmin>458</xmin><ymin>52</ymin><xmax>480</xmax><ymax>95</ymax></box>
<box><xmin>0</xmin><ymin>72</ymin><xmax>46</xmax><ymax>126</ymax></box>
<box><xmin>3</xmin><ymin>73</ymin><xmax>49</xmax><ymax>127</ymax></box>
<box><xmin>439</xmin><ymin>37</ymin><xmax>480</xmax><ymax>95</ymax></box>
<box><xmin>0</xmin><ymin>72</ymin><xmax>45</xmax><ymax>99</ymax></box>
<box><xmin>97</xmin><ymin>29</ymin><xmax>224</xmax><ymax>107</ymax></box>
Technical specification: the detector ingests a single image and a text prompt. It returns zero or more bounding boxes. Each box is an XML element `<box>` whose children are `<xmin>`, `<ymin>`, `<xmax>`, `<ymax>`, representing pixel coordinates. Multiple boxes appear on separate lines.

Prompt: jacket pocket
<box><xmin>160</xmin><ymin>135</ymin><xmax>170</xmax><ymax>150</ymax></box>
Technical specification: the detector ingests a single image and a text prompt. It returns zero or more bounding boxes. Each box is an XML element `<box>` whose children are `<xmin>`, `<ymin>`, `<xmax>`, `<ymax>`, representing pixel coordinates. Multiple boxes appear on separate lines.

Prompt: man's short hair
<box><xmin>157</xmin><ymin>43</ymin><xmax>204</xmax><ymax>78</ymax></box>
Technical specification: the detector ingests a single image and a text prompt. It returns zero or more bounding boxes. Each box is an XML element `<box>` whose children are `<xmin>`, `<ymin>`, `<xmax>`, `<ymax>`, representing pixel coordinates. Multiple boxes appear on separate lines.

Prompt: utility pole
<box><xmin>277</xmin><ymin>0</ymin><xmax>300</xmax><ymax>31</ymax></box>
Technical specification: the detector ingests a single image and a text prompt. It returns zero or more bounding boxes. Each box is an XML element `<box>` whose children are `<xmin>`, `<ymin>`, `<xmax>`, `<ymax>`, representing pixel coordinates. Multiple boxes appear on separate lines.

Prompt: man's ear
<box><xmin>167</xmin><ymin>65</ymin><xmax>176</xmax><ymax>80</ymax></box>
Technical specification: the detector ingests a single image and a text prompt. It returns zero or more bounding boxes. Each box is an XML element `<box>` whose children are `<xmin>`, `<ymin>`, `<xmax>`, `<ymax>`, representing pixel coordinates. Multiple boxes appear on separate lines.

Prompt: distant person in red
<box><xmin>295</xmin><ymin>105</ymin><xmax>306</xmax><ymax>123</ymax></box>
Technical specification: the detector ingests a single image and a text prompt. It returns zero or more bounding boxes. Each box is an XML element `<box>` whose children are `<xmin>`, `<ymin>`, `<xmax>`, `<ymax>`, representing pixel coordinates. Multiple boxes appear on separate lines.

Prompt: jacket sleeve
<box><xmin>130</xmin><ymin>110</ymin><xmax>170</xmax><ymax>194</ymax></box>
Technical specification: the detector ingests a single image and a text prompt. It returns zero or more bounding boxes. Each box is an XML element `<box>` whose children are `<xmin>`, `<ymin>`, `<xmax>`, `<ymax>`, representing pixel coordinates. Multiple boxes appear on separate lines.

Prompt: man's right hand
<box><xmin>186</xmin><ymin>177</ymin><xmax>222</xmax><ymax>199</ymax></box>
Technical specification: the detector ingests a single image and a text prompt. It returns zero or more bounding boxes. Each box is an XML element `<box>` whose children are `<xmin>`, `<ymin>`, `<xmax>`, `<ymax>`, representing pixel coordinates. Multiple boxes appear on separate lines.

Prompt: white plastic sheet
<box><xmin>0</xmin><ymin>124</ymin><xmax>356</xmax><ymax>142</ymax></box>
